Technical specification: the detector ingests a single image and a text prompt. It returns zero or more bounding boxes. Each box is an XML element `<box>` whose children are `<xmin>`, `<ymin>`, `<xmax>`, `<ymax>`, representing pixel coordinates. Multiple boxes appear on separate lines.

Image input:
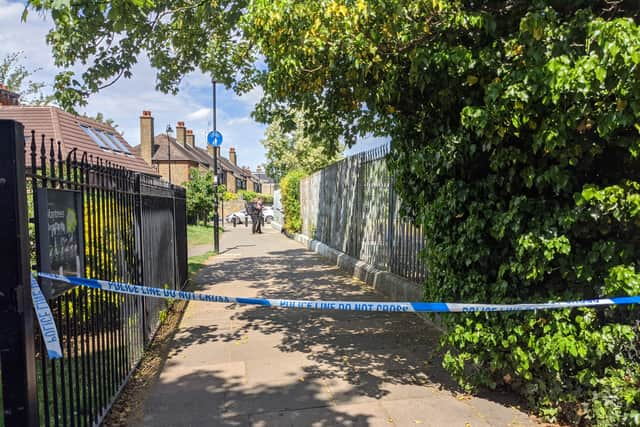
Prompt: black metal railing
<box><xmin>0</xmin><ymin>126</ymin><xmax>187</xmax><ymax>427</ymax></box>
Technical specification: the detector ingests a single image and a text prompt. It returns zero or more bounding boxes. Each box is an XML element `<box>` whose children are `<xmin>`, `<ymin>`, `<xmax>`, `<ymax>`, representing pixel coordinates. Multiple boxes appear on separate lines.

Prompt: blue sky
<box><xmin>0</xmin><ymin>0</ymin><xmax>386</xmax><ymax>169</ymax></box>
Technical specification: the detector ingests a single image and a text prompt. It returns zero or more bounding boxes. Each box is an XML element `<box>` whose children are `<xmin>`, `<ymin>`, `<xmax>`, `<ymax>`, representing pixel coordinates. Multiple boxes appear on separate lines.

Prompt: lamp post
<box><xmin>166</xmin><ymin>124</ymin><xmax>173</xmax><ymax>183</ymax></box>
<box><xmin>212</xmin><ymin>79</ymin><xmax>220</xmax><ymax>253</ymax></box>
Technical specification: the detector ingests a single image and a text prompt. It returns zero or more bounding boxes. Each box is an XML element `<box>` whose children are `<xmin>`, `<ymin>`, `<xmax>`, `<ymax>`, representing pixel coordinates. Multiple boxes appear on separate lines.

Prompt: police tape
<box><xmin>39</xmin><ymin>272</ymin><xmax>640</xmax><ymax>313</ymax></box>
<box><xmin>32</xmin><ymin>272</ymin><xmax>640</xmax><ymax>359</ymax></box>
<box><xmin>31</xmin><ymin>274</ymin><xmax>63</xmax><ymax>359</ymax></box>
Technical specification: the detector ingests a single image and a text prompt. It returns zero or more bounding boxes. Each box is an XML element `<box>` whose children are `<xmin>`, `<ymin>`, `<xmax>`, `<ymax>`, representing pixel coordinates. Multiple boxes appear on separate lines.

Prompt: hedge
<box><xmin>280</xmin><ymin>170</ymin><xmax>305</xmax><ymax>234</ymax></box>
<box><xmin>386</xmin><ymin>5</ymin><xmax>640</xmax><ymax>426</ymax></box>
<box><xmin>237</xmin><ymin>189</ymin><xmax>274</xmax><ymax>205</ymax></box>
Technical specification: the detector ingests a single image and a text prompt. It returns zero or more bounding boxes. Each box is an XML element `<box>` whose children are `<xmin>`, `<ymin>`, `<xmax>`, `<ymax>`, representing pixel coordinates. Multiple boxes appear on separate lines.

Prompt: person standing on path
<box><xmin>247</xmin><ymin>197</ymin><xmax>260</xmax><ymax>234</ymax></box>
<box><xmin>245</xmin><ymin>198</ymin><xmax>255</xmax><ymax>233</ymax></box>
<box><xmin>255</xmin><ymin>198</ymin><xmax>264</xmax><ymax>234</ymax></box>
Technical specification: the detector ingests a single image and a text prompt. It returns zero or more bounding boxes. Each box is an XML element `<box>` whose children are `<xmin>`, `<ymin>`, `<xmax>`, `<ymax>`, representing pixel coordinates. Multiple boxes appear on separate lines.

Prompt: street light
<box><xmin>212</xmin><ymin>79</ymin><xmax>220</xmax><ymax>253</ymax></box>
<box><xmin>166</xmin><ymin>124</ymin><xmax>173</xmax><ymax>183</ymax></box>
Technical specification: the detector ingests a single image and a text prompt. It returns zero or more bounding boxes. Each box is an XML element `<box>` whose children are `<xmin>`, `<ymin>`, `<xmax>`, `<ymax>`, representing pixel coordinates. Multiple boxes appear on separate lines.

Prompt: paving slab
<box><xmin>139</xmin><ymin>226</ymin><xmax>538</xmax><ymax>426</ymax></box>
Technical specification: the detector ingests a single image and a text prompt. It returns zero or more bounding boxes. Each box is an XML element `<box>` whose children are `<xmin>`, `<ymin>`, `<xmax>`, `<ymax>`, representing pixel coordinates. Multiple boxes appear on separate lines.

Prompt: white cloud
<box><xmin>0</xmin><ymin>1</ymin><xmax>22</xmax><ymax>19</ymax></box>
<box><xmin>238</xmin><ymin>86</ymin><xmax>264</xmax><ymax>108</ymax></box>
<box><xmin>0</xmin><ymin>1</ymin><xmax>57</xmax><ymax>84</ymax></box>
<box><xmin>186</xmin><ymin>108</ymin><xmax>212</xmax><ymax>121</ymax></box>
<box><xmin>180</xmin><ymin>70</ymin><xmax>213</xmax><ymax>90</ymax></box>
<box><xmin>226</xmin><ymin>117</ymin><xmax>252</xmax><ymax>126</ymax></box>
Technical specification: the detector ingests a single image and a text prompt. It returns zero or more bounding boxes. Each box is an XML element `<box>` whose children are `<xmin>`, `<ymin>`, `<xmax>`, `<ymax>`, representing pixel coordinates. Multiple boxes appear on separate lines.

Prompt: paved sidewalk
<box><xmin>139</xmin><ymin>227</ymin><xmax>536</xmax><ymax>426</ymax></box>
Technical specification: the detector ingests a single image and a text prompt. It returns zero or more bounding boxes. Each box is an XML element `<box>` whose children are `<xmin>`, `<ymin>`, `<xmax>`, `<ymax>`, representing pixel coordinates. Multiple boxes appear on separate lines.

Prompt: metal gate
<box><xmin>0</xmin><ymin>120</ymin><xmax>187</xmax><ymax>426</ymax></box>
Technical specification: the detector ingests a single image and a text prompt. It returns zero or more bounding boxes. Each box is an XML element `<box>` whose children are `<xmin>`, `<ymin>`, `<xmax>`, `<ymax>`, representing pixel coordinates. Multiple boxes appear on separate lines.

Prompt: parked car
<box><xmin>226</xmin><ymin>206</ymin><xmax>273</xmax><ymax>225</ymax></box>
<box><xmin>225</xmin><ymin>210</ymin><xmax>248</xmax><ymax>224</ymax></box>
<box><xmin>261</xmin><ymin>206</ymin><xmax>274</xmax><ymax>223</ymax></box>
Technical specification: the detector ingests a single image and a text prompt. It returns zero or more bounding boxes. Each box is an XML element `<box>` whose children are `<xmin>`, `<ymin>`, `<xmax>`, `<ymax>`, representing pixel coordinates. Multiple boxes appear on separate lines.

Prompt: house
<box><xmin>0</xmin><ymin>85</ymin><xmax>156</xmax><ymax>175</ymax></box>
<box><xmin>252</xmin><ymin>165</ymin><xmax>276</xmax><ymax>195</ymax></box>
<box><xmin>136</xmin><ymin>110</ymin><xmax>257</xmax><ymax>193</ymax></box>
<box><xmin>135</xmin><ymin>114</ymin><xmax>206</xmax><ymax>184</ymax></box>
<box><xmin>214</xmin><ymin>146</ymin><xmax>251</xmax><ymax>193</ymax></box>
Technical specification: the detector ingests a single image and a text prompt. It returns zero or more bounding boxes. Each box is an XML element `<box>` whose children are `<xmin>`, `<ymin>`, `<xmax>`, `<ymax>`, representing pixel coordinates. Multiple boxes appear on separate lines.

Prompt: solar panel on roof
<box><xmin>93</xmin><ymin>129</ymin><xmax>122</xmax><ymax>152</ymax></box>
<box><xmin>80</xmin><ymin>125</ymin><xmax>109</xmax><ymax>149</ymax></box>
<box><xmin>105</xmin><ymin>132</ymin><xmax>131</xmax><ymax>154</ymax></box>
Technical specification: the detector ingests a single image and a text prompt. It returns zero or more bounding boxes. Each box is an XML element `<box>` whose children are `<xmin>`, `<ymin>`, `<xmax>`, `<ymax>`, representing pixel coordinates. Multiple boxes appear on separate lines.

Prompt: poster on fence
<box><xmin>37</xmin><ymin>188</ymin><xmax>85</xmax><ymax>298</ymax></box>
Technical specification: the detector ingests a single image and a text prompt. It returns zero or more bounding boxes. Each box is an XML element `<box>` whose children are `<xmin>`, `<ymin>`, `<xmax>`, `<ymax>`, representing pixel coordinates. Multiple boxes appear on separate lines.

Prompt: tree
<box><xmin>184</xmin><ymin>169</ymin><xmax>214</xmax><ymax>224</ymax></box>
<box><xmin>261</xmin><ymin>110</ymin><xmax>343</xmax><ymax>182</ymax></box>
<box><xmin>24</xmin><ymin>0</ymin><xmax>256</xmax><ymax>112</ymax></box>
<box><xmin>84</xmin><ymin>112</ymin><xmax>121</xmax><ymax>131</ymax></box>
<box><xmin>0</xmin><ymin>51</ymin><xmax>53</xmax><ymax>105</ymax></box>
<box><xmin>184</xmin><ymin>168</ymin><xmax>228</xmax><ymax>224</ymax></box>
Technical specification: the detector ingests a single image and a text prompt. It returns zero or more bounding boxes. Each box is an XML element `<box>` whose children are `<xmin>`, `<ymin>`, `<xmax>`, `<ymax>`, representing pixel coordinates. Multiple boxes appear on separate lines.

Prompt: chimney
<box><xmin>186</xmin><ymin>129</ymin><xmax>195</xmax><ymax>148</ymax></box>
<box><xmin>176</xmin><ymin>121</ymin><xmax>186</xmax><ymax>147</ymax></box>
<box><xmin>229</xmin><ymin>147</ymin><xmax>237</xmax><ymax>165</ymax></box>
<box><xmin>140</xmin><ymin>110</ymin><xmax>154</xmax><ymax>166</ymax></box>
<box><xmin>0</xmin><ymin>84</ymin><xmax>20</xmax><ymax>106</ymax></box>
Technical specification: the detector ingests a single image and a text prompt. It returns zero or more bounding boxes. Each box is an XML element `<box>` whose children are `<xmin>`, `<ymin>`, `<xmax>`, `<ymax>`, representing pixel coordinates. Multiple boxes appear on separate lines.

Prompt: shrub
<box><xmin>386</xmin><ymin>6</ymin><xmax>640</xmax><ymax>426</ymax></box>
<box><xmin>280</xmin><ymin>170</ymin><xmax>305</xmax><ymax>234</ymax></box>
<box><xmin>237</xmin><ymin>189</ymin><xmax>274</xmax><ymax>204</ymax></box>
<box><xmin>222</xmin><ymin>191</ymin><xmax>237</xmax><ymax>202</ymax></box>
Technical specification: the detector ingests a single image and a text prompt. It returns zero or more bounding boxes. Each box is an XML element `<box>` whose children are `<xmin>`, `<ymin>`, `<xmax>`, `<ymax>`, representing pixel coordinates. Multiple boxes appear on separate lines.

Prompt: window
<box><xmin>93</xmin><ymin>129</ymin><xmax>121</xmax><ymax>152</ymax></box>
<box><xmin>80</xmin><ymin>124</ymin><xmax>132</xmax><ymax>153</ymax></box>
<box><xmin>104</xmin><ymin>132</ymin><xmax>131</xmax><ymax>154</ymax></box>
<box><xmin>80</xmin><ymin>125</ymin><xmax>109</xmax><ymax>149</ymax></box>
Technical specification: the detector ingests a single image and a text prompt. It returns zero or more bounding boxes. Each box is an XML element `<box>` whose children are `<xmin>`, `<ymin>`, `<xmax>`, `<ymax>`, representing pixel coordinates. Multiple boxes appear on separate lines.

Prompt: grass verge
<box><xmin>186</xmin><ymin>224</ymin><xmax>223</xmax><ymax>247</ymax></box>
<box><xmin>188</xmin><ymin>251</ymin><xmax>216</xmax><ymax>276</ymax></box>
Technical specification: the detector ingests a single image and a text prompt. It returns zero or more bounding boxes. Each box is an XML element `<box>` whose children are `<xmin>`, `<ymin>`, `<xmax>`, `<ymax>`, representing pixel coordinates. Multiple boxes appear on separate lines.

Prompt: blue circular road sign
<box><xmin>207</xmin><ymin>130</ymin><xmax>223</xmax><ymax>147</ymax></box>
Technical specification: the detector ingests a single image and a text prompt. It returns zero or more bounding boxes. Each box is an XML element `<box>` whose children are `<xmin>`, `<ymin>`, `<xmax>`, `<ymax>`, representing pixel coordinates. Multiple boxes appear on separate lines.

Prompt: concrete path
<box><xmin>140</xmin><ymin>227</ymin><xmax>536</xmax><ymax>426</ymax></box>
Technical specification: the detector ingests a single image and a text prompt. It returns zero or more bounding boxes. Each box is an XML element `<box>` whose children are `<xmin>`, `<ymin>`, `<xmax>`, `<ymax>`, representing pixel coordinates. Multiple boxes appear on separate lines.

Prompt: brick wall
<box><xmin>225</xmin><ymin>171</ymin><xmax>237</xmax><ymax>192</ymax></box>
<box><xmin>156</xmin><ymin>161</ymin><xmax>193</xmax><ymax>185</ymax></box>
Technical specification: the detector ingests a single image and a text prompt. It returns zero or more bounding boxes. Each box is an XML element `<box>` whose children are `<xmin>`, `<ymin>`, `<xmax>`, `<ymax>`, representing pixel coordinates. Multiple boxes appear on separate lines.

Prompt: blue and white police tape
<box><xmin>31</xmin><ymin>274</ymin><xmax>63</xmax><ymax>359</ymax></box>
<box><xmin>31</xmin><ymin>272</ymin><xmax>640</xmax><ymax>359</ymax></box>
<box><xmin>39</xmin><ymin>272</ymin><xmax>640</xmax><ymax>313</ymax></box>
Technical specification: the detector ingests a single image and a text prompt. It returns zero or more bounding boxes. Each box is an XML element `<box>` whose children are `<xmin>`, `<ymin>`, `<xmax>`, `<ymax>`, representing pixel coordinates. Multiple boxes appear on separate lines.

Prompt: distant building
<box><xmin>133</xmin><ymin>111</ymin><xmax>260</xmax><ymax>192</ymax></box>
<box><xmin>252</xmin><ymin>165</ymin><xmax>276</xmax><ymax>195</ymax></box>
<box><xmin>0</xmin><ymin>85</ymin><xmax>156</xmax><ymax>174</ymax></box>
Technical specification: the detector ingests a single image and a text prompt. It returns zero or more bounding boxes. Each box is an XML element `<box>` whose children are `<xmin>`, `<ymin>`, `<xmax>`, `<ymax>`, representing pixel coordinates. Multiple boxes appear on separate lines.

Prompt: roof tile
<box><xmin>0</xmin><ymin>105</ymin><xmax>156</xmax><ymax>174</ymax></box>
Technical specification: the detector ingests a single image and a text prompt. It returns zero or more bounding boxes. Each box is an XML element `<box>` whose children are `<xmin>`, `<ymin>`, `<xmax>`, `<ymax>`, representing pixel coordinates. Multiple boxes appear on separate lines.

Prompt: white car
<box><xmin>225</xmin><ymin>210</ymin><xmax>248</xmax><ymax>224</ymax></box>
<box><xmin>261</xmin><ymin>207</ymin><xmax>274</xmax><ymax>223</ymax></box>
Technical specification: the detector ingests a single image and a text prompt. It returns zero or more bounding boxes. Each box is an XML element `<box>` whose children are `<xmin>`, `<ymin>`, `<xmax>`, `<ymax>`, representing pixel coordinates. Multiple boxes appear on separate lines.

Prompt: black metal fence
<box><xmin>0</xmin><ymin>120</ymin><xmax>187</xmax><ymax>427</ymax></box>
<box><xmin>300</xmin><ymin>144</ymin><xmax>428</xmax><ymax>284</ymax></box>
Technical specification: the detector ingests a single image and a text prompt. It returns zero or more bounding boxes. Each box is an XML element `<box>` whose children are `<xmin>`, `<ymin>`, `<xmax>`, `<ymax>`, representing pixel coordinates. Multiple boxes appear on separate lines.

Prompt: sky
<box><xmin>0</xmin><ymin>0</ymin><xmax>386</xmax><ymax>169</ymax></box>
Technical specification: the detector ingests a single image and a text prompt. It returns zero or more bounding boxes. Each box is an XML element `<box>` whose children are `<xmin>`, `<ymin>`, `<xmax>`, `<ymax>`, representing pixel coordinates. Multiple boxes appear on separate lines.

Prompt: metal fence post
<box><xmin>0</xmin><ymin>120</ymin><xmax>38</xmax><ymax>427</ymax></box>
<box><xmin>133</xmin><ymin>174</ymin><xmax>149</xmax><ymax>344</ymax></box>
<box><xmin>387</xmin><ymin>172</ymin><xmax>396</xmax><ymax>273</ymax></box>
